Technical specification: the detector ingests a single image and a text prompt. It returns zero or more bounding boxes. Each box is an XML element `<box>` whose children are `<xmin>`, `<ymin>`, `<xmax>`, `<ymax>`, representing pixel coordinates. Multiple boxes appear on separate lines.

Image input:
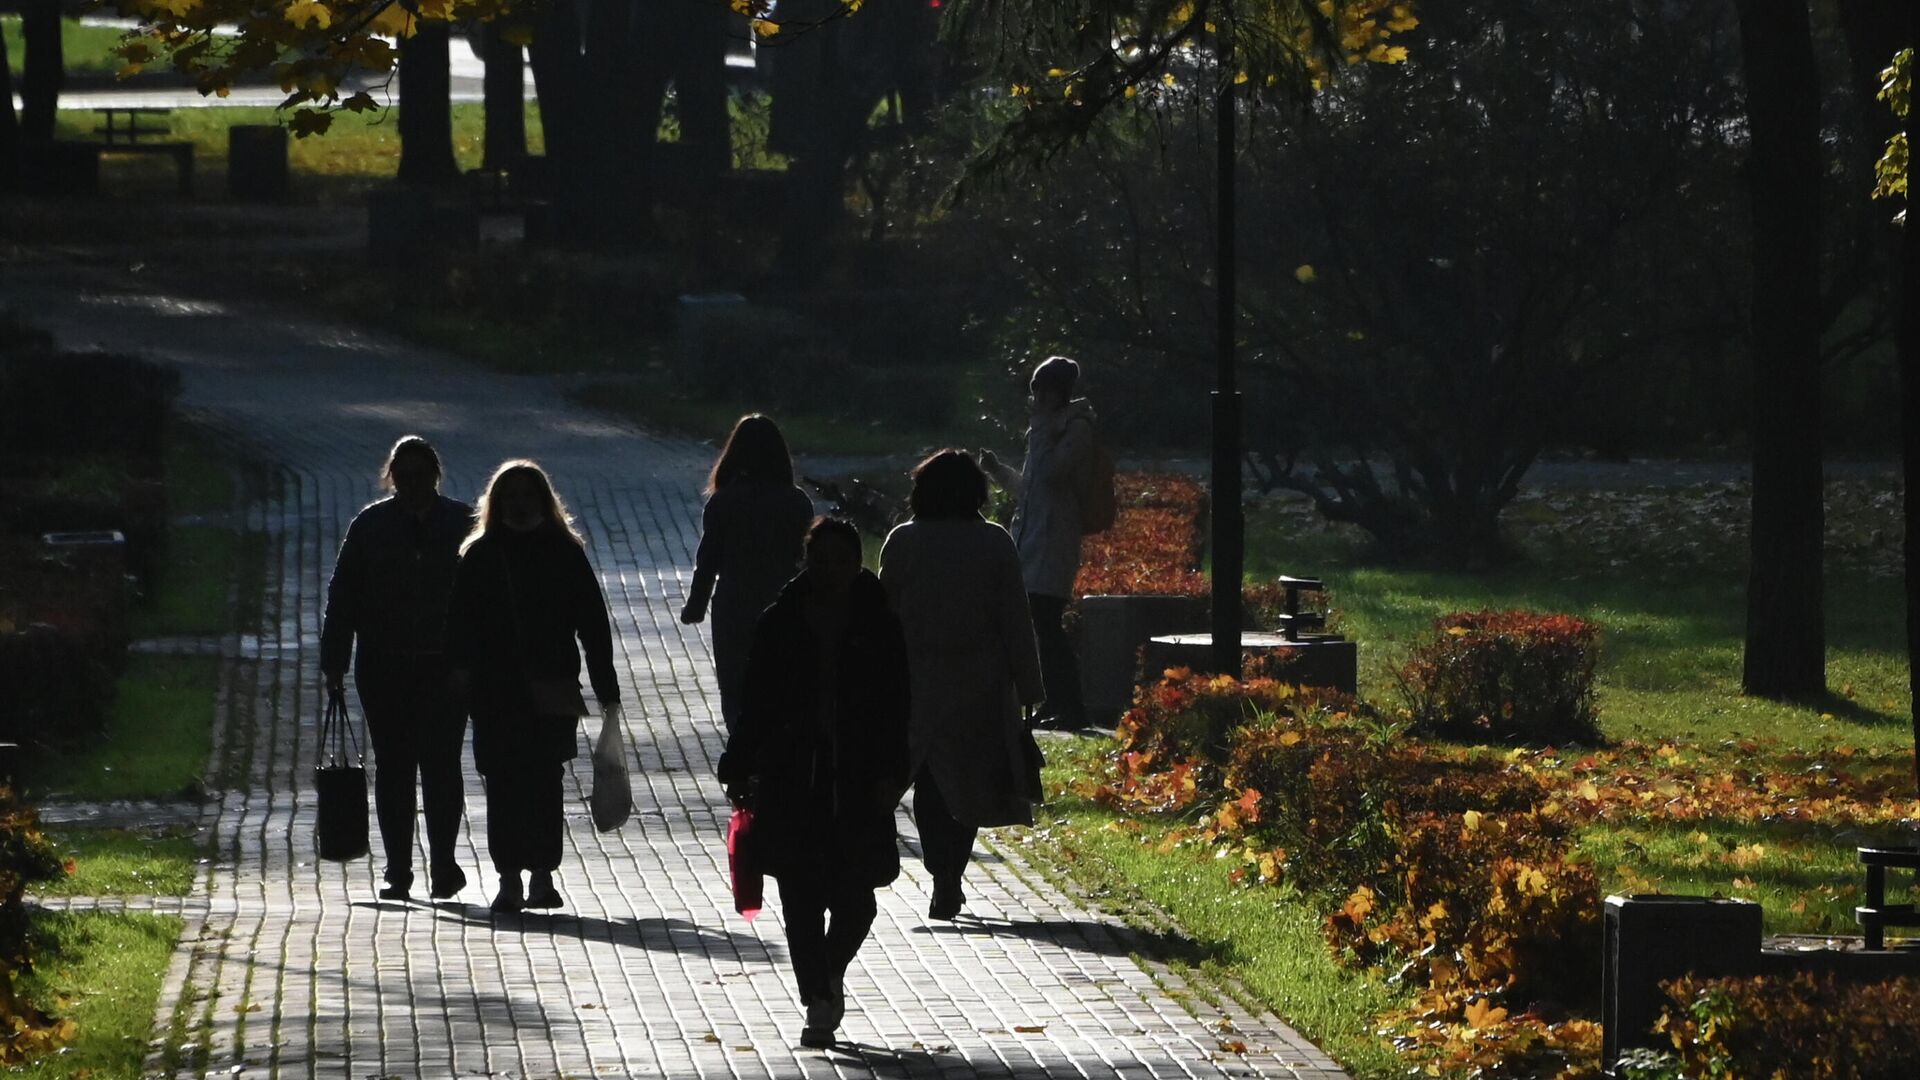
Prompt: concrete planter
<box><xmin>1076</xmin><ymin>594</ymin><xmax>1207</xmax><ymax>726</ymax></box>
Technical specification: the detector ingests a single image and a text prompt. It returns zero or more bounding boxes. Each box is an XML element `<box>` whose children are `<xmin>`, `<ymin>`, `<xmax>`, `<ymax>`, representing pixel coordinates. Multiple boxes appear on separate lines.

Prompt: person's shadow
<box><xmin>432</xmin><ymin>904</ymin><xmax>776</xmax><ymax>960</ymax></box>
<box><xmin>912</xmin><ymin>915</ymin><xmax>1212</xmax><ymax>964</ymax></box>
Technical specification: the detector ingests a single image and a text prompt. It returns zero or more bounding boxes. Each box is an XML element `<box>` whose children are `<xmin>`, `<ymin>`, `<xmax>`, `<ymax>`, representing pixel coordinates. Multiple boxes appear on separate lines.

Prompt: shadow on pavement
<box><xmin>429</xmin><ymin>906</ymin><xmax>777</xmax><ymax>959</ymax></box>
<box><xmin>911</xmin><ymin>916</ymin><xmax>1207</xmax><ymax>963</ymax></box>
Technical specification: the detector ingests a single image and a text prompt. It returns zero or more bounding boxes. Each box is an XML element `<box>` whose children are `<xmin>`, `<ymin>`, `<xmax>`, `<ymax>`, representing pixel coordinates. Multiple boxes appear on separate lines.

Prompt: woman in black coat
<box><xmin>448</xmin><ymin>460</ymin><xmax>621</xmax><ymax>914</ymax></box>
<box><xmin>718</xmin><ymin>517</ymin><xmax>910</xmax><ymax>1050</ymax></box>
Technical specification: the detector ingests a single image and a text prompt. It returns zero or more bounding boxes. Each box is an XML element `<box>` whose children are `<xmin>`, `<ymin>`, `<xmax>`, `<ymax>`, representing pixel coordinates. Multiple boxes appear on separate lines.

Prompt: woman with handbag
<box><xmin>718</xmin><ymin>517</ymin><xmax>910</xmax><ymax>1049</ymax></box>
<box><xmin>448</xmin><ymin>460</ymin><xmax>621</xmax><ymax>913</ymax></box>
<box><xmin>319</xmin><ymin>435</ymin><xmax>473</xmax><ymax>902</ymax></box>
<box><xmin>680</xmin><ymin>414</ymin><xmax>814</xmax><ymax>733</ymax></box>
<box><xmin>879</xmin><ymin>451</ymin><xmax>1045</xmax><ymax>921</ymax></box>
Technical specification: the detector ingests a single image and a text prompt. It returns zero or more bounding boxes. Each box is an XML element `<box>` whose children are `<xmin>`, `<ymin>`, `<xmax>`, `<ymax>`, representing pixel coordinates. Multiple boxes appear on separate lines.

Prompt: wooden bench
<box><xmin>91</xmin><ymin>107</ymin><xmax>195</xmax><ymax>196</ymax></box>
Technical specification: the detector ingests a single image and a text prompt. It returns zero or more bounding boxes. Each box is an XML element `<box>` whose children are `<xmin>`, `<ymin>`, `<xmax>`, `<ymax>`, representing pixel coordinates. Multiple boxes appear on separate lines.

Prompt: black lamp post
<box><xmin>1210</xmin><ymin>13</ymin><xmax>1245</xmax><ymax>678</ymax></box>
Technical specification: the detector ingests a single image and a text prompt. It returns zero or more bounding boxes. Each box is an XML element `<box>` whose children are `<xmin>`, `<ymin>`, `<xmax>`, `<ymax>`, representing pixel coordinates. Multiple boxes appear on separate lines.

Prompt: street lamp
<box><xmin>1210</xmin><ymin>12</ymin><xmax>1244</xmax><ymax>678</ymax></box>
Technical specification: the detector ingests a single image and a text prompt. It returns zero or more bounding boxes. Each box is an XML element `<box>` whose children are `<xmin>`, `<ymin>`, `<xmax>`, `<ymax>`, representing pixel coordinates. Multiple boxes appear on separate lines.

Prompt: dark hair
<box><xmin>1030</xmin><ymin>355</ymin><xmax>1080</xmax><ymax>399</ymax></box>
<box><xmin>381</xmin><ymin>435</ymin><xmax>441</xmax><ymax>492</ymax></box>
<box><xmin>909</xmin><ymin>449</ymin><xmax>989</xmax><ymax>521</ymax></box>
<box><xmin>805</xmin><ymin>516</ymin><xmax>863</xmax><ymax>558</ymax></box>
<box><xmin>706</xmin><ymin>414</ymin><xmax>794</xmax><ymax>496</ymax></box>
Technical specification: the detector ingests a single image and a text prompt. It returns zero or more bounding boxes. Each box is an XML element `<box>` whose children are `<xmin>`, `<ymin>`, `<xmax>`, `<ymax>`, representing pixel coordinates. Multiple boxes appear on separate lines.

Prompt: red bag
<box><xmin>727</xmin><ymin>806</ymin><xmax>762</xmax><ymax>921</ymax></box>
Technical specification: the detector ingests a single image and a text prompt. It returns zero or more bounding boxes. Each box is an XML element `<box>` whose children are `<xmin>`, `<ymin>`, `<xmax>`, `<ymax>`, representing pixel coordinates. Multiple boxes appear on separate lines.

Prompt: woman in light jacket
<box><xmin>981</xmin><ymin>355</ymin><xmax>1097</xmax><ymax>729</ymax></box>
<box><xmin>880</xmin><ymin>450</ymin><xmax>1045</xmax><ymax>920</ymax></box>
<box><xmin>682</xmin><ymin>414</ymin><xmax>815</xmax><ymax>732</ymax></box>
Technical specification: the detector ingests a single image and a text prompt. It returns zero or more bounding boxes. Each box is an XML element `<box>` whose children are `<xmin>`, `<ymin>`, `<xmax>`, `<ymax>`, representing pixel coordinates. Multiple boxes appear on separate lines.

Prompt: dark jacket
<box><xmin>719</xmin><ymin>569</ymin><xmax>911</xmax><ymax>887</ymax></box>
<box><xmin>447</xmin><ymin>525</ymin><xmax>619</xmax><ymax>773</ymax></box>
<box><xmin>688</xmin><ymin>479</ymin><xmax>814</xmax><ymax>685</ymax></box>
<box><xmin>320</xmin><ymin>495</ymin><xmax>474</xmax><ymax>674</ymax></box>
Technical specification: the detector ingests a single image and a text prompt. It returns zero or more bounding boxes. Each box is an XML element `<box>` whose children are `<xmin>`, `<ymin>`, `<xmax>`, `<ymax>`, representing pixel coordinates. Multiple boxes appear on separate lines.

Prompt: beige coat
<box><xmin>985</xmin><ymin>399</ymin><xmax>1096</xmax><ymax>598</ymax></box>
<box><xmin>880</xmin><ymin>518</ymin><xmax>1046</xmax><ymax>827</ymax></box>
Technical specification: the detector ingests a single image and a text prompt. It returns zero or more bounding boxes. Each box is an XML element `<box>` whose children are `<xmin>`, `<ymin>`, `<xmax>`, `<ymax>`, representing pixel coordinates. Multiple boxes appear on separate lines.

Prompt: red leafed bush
<box><xmin>1075</xmin><ymin>473</ymin><xmax>1206</xmax><ymax>597</ymax></box>
<box><xmin>0</xmin><ymin>783</ymin><xmax>73</xmax><ymax>1062</ymax></box>
<box><xmin>1400</xmin><ymin>610</ymin><xmax>1601</xmax><ymax>743</ymax></box>
<box><xmin>1656</xmin><ymin>972</ymin><xmax>1920</xmax><ymax>1079</ymax></box>
<box><xmin>1105</xmin><ymin>668</ymin><xmax>1346</xmax><ymax>810</ymax></box>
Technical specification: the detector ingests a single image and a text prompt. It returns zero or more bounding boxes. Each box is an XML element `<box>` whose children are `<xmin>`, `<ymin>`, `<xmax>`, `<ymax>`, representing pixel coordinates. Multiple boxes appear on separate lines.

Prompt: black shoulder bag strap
<box><xmin>320</xmin><ymin>687</ymin><xmax>364</xmax><ymax>768</ymax></box>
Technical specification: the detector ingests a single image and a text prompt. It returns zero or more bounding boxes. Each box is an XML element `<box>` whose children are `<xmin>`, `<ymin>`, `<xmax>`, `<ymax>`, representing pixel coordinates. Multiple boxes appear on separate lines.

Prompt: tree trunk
<box><xmin>1735</xmin><ymin>0</ymin><xmax>1826</xmax><ymax>698</ymax></box>
<box><xmin>1898</xmin><ymin>3</ymin><xmax>1918</xmax><ymax>795</ymax></box>
<box><xmin>1</xmin><ymin>19</ymin><xmax>20</xmax><ymax>188</ymax></box>
<box><xmin>527</xmin><ymin>0</ymin><xmax>585</xmax><ymax>172</ymax></box>
<box><xmin>397</xmin><ymin>20</ymin><xmax>459</xmax><ymax>186</ymax></box>
<box><xmin>675</xmin><ymin>0</ymin><xmax>732</xmax><ymax>185</ymax></box>
<box><xmin>482</xmin><ymin>25</ymin><xmax>527</xmax><ymax>171</ymax></box>
<box><xmin>20</xmin><ymin>0</ymin><xmax>63</xmax><ymax>148</ymax></box>
<box><xmin>584</xmin><ymin>0</ymin><xmax>651</xmax><ymax>244</ymax></box>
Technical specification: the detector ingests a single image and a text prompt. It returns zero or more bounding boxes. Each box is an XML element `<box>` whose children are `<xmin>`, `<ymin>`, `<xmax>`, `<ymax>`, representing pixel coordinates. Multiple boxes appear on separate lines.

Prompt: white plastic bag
<box><xmin>590</xmin><ymin>705</ymin><xmax>633</xmax><ymax>832</ymax></box>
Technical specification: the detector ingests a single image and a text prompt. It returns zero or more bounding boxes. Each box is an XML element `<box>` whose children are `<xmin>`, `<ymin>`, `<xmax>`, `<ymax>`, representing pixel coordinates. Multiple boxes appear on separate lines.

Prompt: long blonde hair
<box><xmin>461</xmin><ymin>459</ymin><xmax>585</xmax><ymax>554</ymax></box>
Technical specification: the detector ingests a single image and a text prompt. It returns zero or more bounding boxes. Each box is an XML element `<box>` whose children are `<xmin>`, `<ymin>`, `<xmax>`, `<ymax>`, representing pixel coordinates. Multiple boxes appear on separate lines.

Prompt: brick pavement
<box><xmin>9</xmin><ymin>273</ymin><xmax>1347</xmax><ymax>1080</ymax></box>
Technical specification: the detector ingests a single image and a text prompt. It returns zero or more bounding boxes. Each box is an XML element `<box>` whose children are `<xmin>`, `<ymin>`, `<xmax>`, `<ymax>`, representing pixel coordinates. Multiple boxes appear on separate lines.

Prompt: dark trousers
<box><xmin>1029</xmin><ymin>593</ymin><xmax>1085</xmax><ymax>725</ymax></box>
<box><xmin>483</xmin><ymin>763</ymin><xmax>565</xmax><ymax>875</ymax></box>
<box><xmin>912</xmin><ymin>769</ymin><xmax>978</xmax><ymax>888</ymax></box>
<box><xmin>776</xmin><ymin>874</ymin><xmax>878</xmax><ymax>1003</ymax></box>
<box><xmin>355</xmin><ymin>653</ymin><xmax>468</xmax><ymax>887</ymax></box>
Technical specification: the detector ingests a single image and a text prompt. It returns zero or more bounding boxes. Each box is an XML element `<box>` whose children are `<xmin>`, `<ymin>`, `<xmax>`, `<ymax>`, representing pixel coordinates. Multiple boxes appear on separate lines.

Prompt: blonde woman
<box><xmin>448</xmin><ymin>461</ymin><xmax>620</xmax><ymax>913</ymax></box>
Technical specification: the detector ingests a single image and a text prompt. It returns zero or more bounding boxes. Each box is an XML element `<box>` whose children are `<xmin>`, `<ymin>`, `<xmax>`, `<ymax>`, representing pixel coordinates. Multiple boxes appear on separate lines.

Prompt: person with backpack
<box><xmin>980</xmin><ymin>355</ymin><xmax>1112</xmax><ymax>731</ymax></box>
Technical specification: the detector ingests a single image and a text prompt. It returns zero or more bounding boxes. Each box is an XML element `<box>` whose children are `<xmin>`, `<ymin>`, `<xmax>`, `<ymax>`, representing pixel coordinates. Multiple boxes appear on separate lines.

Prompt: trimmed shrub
<box><xmin>0</xmin><ymin>350</ymin><xmax>180</xmax><ymax>468</ymax></box>
<box><xmin>1075</xmin><ymin>473</ymin><xmax>1207</xmax><ymax>597</ymax></box>
<box><xmin>1105</xmin><ymin>668</ymin><xmax>1355</xmax><ymax>811</ymax></box>
<box><xmin>0</xmin><ymin>784</ymin><xmax>71</xmax><ymax>1062</ymax></box>
<box><xmin>1656</xmin><ymin>972</ymin><xmax>1920</xmax><ymax>1079</ymax></box>
<box><xmin>1399</xmin><ymin>609</ymin><xmax>1601</xmax><ymax>743</ymax></box>
<box><xmin>0</xmin><ymin>625</ymin><xmax>118</xmax><ymax>751</ymax></box>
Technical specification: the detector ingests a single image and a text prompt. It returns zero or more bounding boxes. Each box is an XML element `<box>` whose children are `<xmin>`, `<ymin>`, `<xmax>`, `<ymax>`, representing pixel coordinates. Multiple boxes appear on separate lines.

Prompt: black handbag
<box><xmin>313</xmin><ymin>688</ymin><xmax>370</xmax><ymax>861</ymax></box>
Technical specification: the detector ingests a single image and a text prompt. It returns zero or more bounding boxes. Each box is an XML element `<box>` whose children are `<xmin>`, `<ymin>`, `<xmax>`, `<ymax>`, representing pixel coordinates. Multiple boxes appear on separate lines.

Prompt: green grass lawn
<box><xmin>9</xmin><ymin>912</ymin><xmax>183</xmax><ymax>1080</ymax></box>
<box><xmin>29</xmin><ymin>654</ymin><xmax>220</xmax><ymax>802</ymax></box>
<box><xmin>2</xmin><ymin>16</ymin><xmax>128</xmax><ymax>76</ymax></box>
<box><xmin>1003</xmin><ymin>738</ymin><xmax>1409</xmax><ymax>1079</ymax></box>
<box><xmin>50</xmin><ymin>101</ymin><xmax>548</xmax><ymax>204</ymax></box>
<box><xmin>1025</xmin><ymin>480</ymin><xmax>1914</xmax><ymax>1076</ymax></box>
<box><xmin>35</xmin><ymin>826</ymin><xmax>201</xmax><ymax>899</ymax></box>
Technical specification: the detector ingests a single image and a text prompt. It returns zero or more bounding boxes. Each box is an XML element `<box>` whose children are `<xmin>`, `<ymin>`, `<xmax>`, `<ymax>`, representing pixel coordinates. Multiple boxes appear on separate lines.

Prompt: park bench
<box><xmin>90</xmin><ymin>107</ymin><xmax>195</xmax><ymax>196</ymax></box>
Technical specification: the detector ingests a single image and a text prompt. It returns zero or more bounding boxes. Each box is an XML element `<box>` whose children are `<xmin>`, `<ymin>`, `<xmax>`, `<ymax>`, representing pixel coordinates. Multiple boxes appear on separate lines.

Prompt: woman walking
<box><xmin>320</xmin><ymin>435</ymin><xmax>473</xmax><ymax>902</ymax></box>
<box><xmin>448</xmin><ymin>461</ymin><xmax>621</xmax><ymax>913</ymax></box>
<box><xmin>682</xmin><ymin>415</ymin><xmax>815</xmax><ymax>732</ymax></box>
<box><xmin>718</xmin><ymin>518</ymin><xmax>910</xmax><ymax>1049</ymax></box>
<box><xmin>880</xmin><ymin>451</ymin><xmax>1044</xmax><ymax>920</ymax></box>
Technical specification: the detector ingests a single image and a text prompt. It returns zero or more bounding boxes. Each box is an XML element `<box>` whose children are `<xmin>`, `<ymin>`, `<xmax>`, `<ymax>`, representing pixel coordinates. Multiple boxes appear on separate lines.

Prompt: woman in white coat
<box><xmin>880</xmin><ymin>450</ymin><xmax>1045</xmax><ymax>920</ymax></box>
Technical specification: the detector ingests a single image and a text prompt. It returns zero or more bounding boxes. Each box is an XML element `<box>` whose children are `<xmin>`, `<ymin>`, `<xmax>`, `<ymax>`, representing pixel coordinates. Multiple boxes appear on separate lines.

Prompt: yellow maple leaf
<box><xmin>752</xmin><ymin>18</ymin><xmax>780</xmax><ymax>37</ymax></box>
<box><xmin>1463</xmin><ymin>810</ymin><xmax>1484</xmax><ymax>832</ymax></box>
<box><xmin>1294</xmin><ymin>264</ymin><xmax>1317</xmax><ymax>284</ymax></box>
<box><xmin>367</xmin><ymin>6</ymin><xmax>415</xmax><ymax>37</ymax></box>
<box><xmin>284</xmin><ymin>0</ymin><xmax>332</xmax><ymax>29</ymax></box>
<box><xmin>1464</xmin><ymin>997</ymin><xmax>1509</xmax><ymax>1030</ymax></box>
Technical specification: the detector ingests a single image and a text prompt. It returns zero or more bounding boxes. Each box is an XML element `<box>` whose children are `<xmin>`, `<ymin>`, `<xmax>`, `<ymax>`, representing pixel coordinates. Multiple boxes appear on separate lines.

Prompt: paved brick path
<box><xmin>12</xmin><ymin>274</ymin><xmax>1346</xmax><ymax>1080</ymax></box>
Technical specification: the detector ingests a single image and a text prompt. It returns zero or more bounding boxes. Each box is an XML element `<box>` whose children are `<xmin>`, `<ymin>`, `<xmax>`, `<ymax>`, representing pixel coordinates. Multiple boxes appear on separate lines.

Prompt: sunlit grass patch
<box><xmin>35</xmin><ymin>826</ymin><xmax>200</xmax><ymax>899</ymax></box>
<box><xmin>9</xmin><ymin>912</ymin><xmax>182</xmax><ymax>1080</ymax></box>
<box><xmin>1007</xmin><ymin>735</ymin><xmax>1409</xmax><ymax>1078</ymax></box>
